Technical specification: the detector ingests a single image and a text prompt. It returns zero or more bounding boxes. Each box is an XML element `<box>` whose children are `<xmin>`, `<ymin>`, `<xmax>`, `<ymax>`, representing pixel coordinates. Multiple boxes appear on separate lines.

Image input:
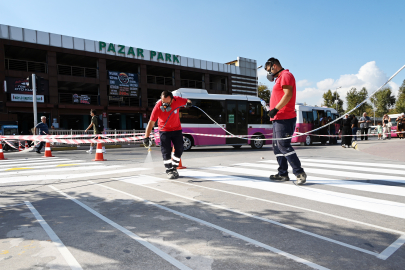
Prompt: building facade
<box><xmin>0</xmin><ymin>24</ymin><xmax>257</xmax><ymax>134</ymax></box>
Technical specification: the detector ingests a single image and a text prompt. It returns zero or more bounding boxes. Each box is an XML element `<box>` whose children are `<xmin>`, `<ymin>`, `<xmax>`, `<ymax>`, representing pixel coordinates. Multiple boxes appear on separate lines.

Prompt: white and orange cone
<box><xmin>42</xmin><ymin>142</ymin><xmax>54</xmax><ymax>157</ymax></box>
<box><xmin>25</xmin><ymin>141</ymin><xmax>29</xmax><ymax>149</ymax></box>
<box><xmin>0</xmin><ymin>143</ymin><xmax>7</xmax><ymax>160</ymax></box>
<box><xmin>18</xmin><ymin>141</ymin><xmax>24</xmax><ymax>151</ymax></box>
<box><xmin>92</xmin><ymin>139</ymin><xmax>106</xmax><ymax>161</ymax></box>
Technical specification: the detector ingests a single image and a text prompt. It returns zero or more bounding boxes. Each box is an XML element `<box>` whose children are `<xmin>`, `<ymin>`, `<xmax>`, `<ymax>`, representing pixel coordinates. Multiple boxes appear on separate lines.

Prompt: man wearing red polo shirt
<box><xmin>265</xmin><ymin>57</ymin><xmax>307</xmax><ymax>185</ymax></box>
<box><xmin>144</xmin><ymin>91</ymin><xmax>192</xmax><ymax>179</ymax></box>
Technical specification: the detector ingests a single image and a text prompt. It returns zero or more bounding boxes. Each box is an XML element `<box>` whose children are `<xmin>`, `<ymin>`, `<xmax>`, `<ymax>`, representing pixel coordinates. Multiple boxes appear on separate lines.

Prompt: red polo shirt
<box><xmin>269</xmin><ymin>69</ymin><xmax>297</xmax><ymax>120</ymax></box>
<box><xmin>150</xmin><ymin>96</ymin><xmax>188</xmax><ymax>132</ymax></box>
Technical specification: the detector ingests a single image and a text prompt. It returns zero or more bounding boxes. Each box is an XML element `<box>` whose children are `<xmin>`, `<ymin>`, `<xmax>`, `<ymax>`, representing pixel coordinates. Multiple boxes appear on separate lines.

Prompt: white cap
<box><xmin>401</xmin><ymin>112</ymin><xmax>404</xmax><ymax>116</ymax></box>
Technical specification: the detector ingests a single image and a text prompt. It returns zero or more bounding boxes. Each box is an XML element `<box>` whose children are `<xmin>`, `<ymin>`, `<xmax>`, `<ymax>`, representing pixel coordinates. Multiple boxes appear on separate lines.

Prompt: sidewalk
<box><xmin>355</xmin><ymin>138</ymin><xmax>405</xmax><ymax>162</ymax></box>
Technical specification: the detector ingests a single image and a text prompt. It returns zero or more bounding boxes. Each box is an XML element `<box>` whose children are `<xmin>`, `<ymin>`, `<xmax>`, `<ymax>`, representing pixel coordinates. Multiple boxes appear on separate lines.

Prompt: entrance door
<box><xmin>226</xmin><ymin>100</ymin><xmax>248</xmax><ymax>144</ymax></box>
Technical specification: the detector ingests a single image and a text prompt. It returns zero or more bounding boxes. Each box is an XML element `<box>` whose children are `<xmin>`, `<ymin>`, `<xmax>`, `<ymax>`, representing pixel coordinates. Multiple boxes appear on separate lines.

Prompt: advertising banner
<box><xmin>73</xmin><ymin>94</ymin><xmax>91</xmax><ymax>104</ymax></box>
<box><xmin>5</xmin><ymin>77</ymin><xmax>49</xmax><ymax>95</ymax></box>
<box><xmin>11</xmin><ymin>94</ymin><xmax>44</xmax><ymax>103</ymax></box>
<box><xmin>108</xmin><ymin>71</ymin><xmax>138</xmax><ymax>97</ymax></box>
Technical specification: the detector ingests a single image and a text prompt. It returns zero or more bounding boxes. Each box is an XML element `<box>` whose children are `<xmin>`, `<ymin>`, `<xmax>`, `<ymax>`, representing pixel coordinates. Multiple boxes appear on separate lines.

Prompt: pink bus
<box><xmin>292</xmin><ymin>104</ymin><xmax>340</xmax><ymax>146</ymax></box>
<box><xmin>154</xmin><ymin>88</ymin><xmax>272</xmax><ymax>151</ymax></box>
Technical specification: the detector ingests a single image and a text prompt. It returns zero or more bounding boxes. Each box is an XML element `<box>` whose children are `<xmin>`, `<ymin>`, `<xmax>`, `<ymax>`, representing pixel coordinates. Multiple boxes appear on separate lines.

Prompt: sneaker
<box><xmin>296</xmin><ymin>172</ymin><xmax>307</xmax><ymax>185</ymax></box>
<box><xmin>86</xmin><ymin>150</ymin><xmax>92</xmax><ymax>154</ymax></box>
<box><xmin>342</xmin><ymin>145</ymin><xmax>346</xmax><ymax>148</ymax></box>
<box><xmin>166</xmin><ymin>171</ymin><xmax>176</xmax><ymax>179</ymax></box>
<box><xmin>269</xmin><ymin>174</ymin><xmax>290</xmax><ymax>181</ymax></box>
<box><xmin>102</xmin><ymin>150</ymin><xmax>106</xmax><ymax>154</ymax></box>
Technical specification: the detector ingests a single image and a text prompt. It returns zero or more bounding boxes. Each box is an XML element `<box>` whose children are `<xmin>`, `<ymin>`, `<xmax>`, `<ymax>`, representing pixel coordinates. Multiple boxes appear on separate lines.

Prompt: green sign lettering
<box><xmin>99</xmin><ymin>41</ymin><xmax>106</xmax><ymax>51</ymax></box>
<box><xmin>165</xmin><ymin>53</ymin><xmax>172</xmax><ymax>62</ymax></box>
<box><xmin>173</xmin><ymin>55</ymin><xmax>180</xmax><ymax>63</ymax></box>
<box><xmin>127</xmin><ymin>47</ymin><xmax>135</xmax><ymax>56</ymax></box>
<box><xmin>157</xmin><ymin>52</ymin><xmax>164</xmax><ymax>61</ymax></box>
<box><xmin>107</xmin><ymin>43</ymin><xmax>116</xmax><ymax>53</ymax></box>
<box><xmin>137</xmin><ymin>48</ymin><xmax>144</xmax><ymax>58</ymax></box>
<box><xmin>150</xmin><ymin>50</ymin><xmax>157</xmax><ymax>60</ymax></box>
<box><xmin>118</xmin><ymin>45</ymin><xmax>125</xmax><ymax>54</ymax></box>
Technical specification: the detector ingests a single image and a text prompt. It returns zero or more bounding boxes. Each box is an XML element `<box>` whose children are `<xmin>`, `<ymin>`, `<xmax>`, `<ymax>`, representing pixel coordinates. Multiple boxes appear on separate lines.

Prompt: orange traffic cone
<box><xmin>92</xmin><ymin>140</ymin><xmax>106</xmax><ymax>161</ymax></box>
<box><xmin>18</xmin><ymin>141</ymin><xmax>24</xmax><ymax>151</ymax></box>
<box><xmin>172</xmin><ymin>147</ymin><xmax>186</xmax><ymax>169</ymax></box>
<box><xmin>0</xmin><ymin>142</ymin><xmax>7</xmax><ymax>160</ymax></box>
<box><xmin>43</xmin><ymin>142</ymin><xmax>54</xmax><ymax>157</ymax></box>
<box><xmin>25</xmin><ymin>141</ymin><xmax>29</xmax><ymax>149</ymax></box>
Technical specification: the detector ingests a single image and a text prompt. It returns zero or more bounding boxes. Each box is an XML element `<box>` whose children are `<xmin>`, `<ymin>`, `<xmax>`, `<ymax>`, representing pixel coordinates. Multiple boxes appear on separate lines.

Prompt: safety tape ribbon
<box><xmin>0</xmin><ymin>132</ymin><xmax>145</xmax><ymax>140</ymax></box>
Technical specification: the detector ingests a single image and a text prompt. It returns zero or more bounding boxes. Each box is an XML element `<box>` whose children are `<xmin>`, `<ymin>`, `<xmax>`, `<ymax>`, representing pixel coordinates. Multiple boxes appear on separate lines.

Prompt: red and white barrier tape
<box><xmin>0</xmin><ymin>132</ymin><xmax>145</xmax><ymax>141</ymax></box>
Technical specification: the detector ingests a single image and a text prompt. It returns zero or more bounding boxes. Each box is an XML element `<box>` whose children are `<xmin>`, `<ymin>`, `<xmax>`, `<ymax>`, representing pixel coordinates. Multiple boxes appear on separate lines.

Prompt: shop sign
<box><xmin>11</xmin><ymin>94</ymin><xmax>44</xmax><ymax>103</ymax></box>
<box><xmin>108</xmin><ymin>71</ymin><xmax>138</xmax><ymax>97</ymax></box>
<box><xmin>99</xmin><ymin>42</ymin><xmax>180</xmax><ymax>64</ymax></box>
<box><xmin>5</xmin><ymin>77</ymin><xmax>49</xmax><ymax>95</ymax></box>
<box><xmin>109</xmin><ymin>96</ymin><xmax>123</xmax><ymax>102</ymax></box>
<box><xmin>102</xmin><ymin>112</ymin><xmax>107</xmax><ymax>118</ymax></box>
<box><xmin>73</xmin><ymin>94</ymin><xmax>91</xmax><ymax>104</ymax></box>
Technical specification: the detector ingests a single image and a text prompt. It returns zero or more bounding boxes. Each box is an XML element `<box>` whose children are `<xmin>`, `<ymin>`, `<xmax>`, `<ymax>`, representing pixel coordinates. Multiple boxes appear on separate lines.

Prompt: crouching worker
<box><xmin>144</xmin><ymin>91</ymin><xmax>192</xmax><ymax>179</ymax></box>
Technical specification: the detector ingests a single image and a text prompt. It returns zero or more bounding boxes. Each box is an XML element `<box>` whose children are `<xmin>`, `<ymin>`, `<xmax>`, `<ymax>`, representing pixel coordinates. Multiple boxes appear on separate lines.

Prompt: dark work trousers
<box><xmin>361</xmin><ymin>128</ymin><xmax>368</xmax><ymax>140</ymax></box>
<box><xmin>36</xmin><ymin>141</ymin><xmax>45</xmax><ymax>152</ymax></box>
<box><xmin>160</xmin><ymin>130</ymin><xmax>184</xmax><ymax>171</ymax></box>
<box><xmin>272</xmin><ymin>118</ymin><xmax>304</xmax><ymax>176</ymax></box>
<box><xmin>352</xmin><ymin>127</ymin><xmax>358</xmax><ymax>141</ymax></box>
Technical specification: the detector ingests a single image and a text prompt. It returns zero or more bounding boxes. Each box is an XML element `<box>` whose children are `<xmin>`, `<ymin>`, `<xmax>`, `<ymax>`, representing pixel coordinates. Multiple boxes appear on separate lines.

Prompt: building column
<box><xmin>174</xmin><ymin>69</ymin><xmax>181</xmax><ymax>89</ymax></box>
<box><xmin>99</xmin><ymin>59</ymin><xmax>108</xmax><ymax>107</ymax></box>
<box><xmin>205</xmin><ymin>73</ymin><xmax>210</xmax><ymax>92</ymax></box>
<box><xmin>0</xmin><ymin>40</ymin><xmax>6</xmax><ymax>114</ymax></box>
<box><xmin>140</xmin><ymin>64</ymin><xmax>148</xmax><ymax>108</ymax></box>
<box><xmin>47</xmin><ymin>51</ymin><xmax>59</xmax><ymax>124</ymax></box>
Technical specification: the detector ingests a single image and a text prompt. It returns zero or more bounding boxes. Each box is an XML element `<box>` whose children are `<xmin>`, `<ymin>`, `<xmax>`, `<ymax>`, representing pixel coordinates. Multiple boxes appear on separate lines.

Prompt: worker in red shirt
<box><xmin>144</xmin><ymin>91</ymin><xmax>192</xmax><ymax>179</ymax></box>
<box><xmin>265</xmin><ymin>57</ymin><xmax>307</xmax><ymax>185</ymax></box>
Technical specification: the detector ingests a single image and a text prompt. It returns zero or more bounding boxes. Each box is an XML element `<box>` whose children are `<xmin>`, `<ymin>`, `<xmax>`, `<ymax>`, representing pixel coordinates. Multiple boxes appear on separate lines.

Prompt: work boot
<box><xmin>296</xmin><ymin>172</ymin><xmax>307</xmax><ymax>185</ymax></box>
<box><xmin>172</xmin><ymin>168</ymin><xmax>179</xmax><ymax>179</ymax></box>
<box><xmin>166</xmin><ymin>169</ymin><xmax>176</xmax><ymax>179</ymax></box>
<box><xmin>269</xmin><ymin>174</ymin><xmax>290</xmax><ymax>181</ymax></box>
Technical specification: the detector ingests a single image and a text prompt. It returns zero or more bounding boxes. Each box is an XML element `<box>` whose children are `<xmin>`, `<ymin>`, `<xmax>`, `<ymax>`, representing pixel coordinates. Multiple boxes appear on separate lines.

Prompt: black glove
<box><xmin>268</xmin><ymin>108</ymin><xmax>279</xmax><ymax>118</ymax></box>
<box><xmin>143</xmin><ymin>137</ymin><xmax>151</xmax><ymax>147</ymax></box>
<box><xmin>185</xmin><ymin>101</ymin><xmax>193</xmax><ymax>108</ymax></box>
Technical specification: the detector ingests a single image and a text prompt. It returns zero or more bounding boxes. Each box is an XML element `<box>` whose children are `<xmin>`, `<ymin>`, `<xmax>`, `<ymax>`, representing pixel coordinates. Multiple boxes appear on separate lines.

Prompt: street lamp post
<box><xmin>335</xmin><ymin>86</ymin><xmax>341</xmax><ymax>112</ymax></box>
<box><xmin>256</xmin><ymin>65</ymin><xmax>263</xmax><ymax>97</ymax></box>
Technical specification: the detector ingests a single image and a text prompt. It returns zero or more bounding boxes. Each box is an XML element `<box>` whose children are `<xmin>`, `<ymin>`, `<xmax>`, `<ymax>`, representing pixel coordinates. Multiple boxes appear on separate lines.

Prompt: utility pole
<box><xmin>32</xmin><ymin>74</ymin><xmax>37</xmax><ymax>127</ymax></box>
<box><xmin>335</xmin><ymin>86</ymin><xmax>341</xmax><ymax>112</ymax></box>
<box><xmin>256</xmin><ymin>65</ymin><xmax>263</xmax><ymax>97</ymax></box>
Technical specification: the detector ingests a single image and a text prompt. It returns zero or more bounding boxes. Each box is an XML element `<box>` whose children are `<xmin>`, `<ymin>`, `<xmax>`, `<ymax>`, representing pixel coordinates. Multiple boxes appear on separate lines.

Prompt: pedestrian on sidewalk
<box><xmin>382</xmin><ymin>114</ymin><xmax>391</xmax><ymax>140</ymax></box>
<box><xmin>264</xmin><ymin>57</ymin><xmax>307</xmax><ymax>185</ymax></box>
<box><xmin>396</xmin><ymin>113</ymin><xmax>404</xmax><ymax>139</ymax></box>
<box><xmin>340</xmin><ymin>114</ymin><xmax>352</xmax><ymax>148</ymax></box>
<box><xmin>85</xmin><ymin>109</ymin><xmax>105</xmax><ymax>154</ymax></box>
<box><xmin>377</xmin><ymin>122</ymin><xmax>383</xmax><ymax>140</ymax></box>
<box><xmin>143</xmin><ymin>91</ymin><xmax>192</xmax><ymax>179</ymax></box>
<box><xmin>33</xmin><ymin>116</ymin><xmax>49</xmax><ymax>154</ymax></box>
<box><xmin>351</xmin><ymin>114</ymin><xmax>358</xmax><ymax>141</ymax></box>
<box><xmin>359</xmin><ymin>112</ymin><xmax>371</xmax><ymax>140</ymax></box>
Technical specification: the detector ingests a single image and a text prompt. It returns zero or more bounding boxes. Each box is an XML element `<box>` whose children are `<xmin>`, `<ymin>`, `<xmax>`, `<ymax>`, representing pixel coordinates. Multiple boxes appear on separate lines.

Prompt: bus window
<box><xmin>248</xmin><ymin>101</ymin><xmax>262</xmax><ymax>124</ymax></box>
<box><xmin>326</xmin><ymin>111</ymin><xmax>332</xmax><ymax>118</ymax></box>
<box><xmin>180</xmin><ymin>99</ymin><xmax>225</xmax><ymax>124</ymax></box>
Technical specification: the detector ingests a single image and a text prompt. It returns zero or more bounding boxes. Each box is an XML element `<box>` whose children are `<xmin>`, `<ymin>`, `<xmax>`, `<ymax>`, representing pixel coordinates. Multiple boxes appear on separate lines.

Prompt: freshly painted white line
<box><xmin>0</xmin><ymin>160</ymin><xmax>89</xmax><ymax>171</ymax></box>
<box><xmin>48</xmin><ymin>186</ymin><xmax>192</xmax><ymax>270</ymax></box>
<box><xmin>122</xmin><ymin>175</ymin><xmax>380</xmax><ymax>258</ymax></box>
<box><xmin>235</xmin><ymin>162</ymin><xmax>405</xmax><ymax>197</ymax></box>
<box><xmin>248</xmin><ymin>162</ymin><xmax>405</xmax><ymax>184</ymax></box>
<box><xmin>0</xmin><ymin>203</ymin><xmax>25</xmax><ymax>208</ymax></box>
<box><xmin>184</xmin><ymin>168</ymin><xmax>405</xmax><ymax>219</ymax></box>
<box><xmin>377</xmin><ymin>235</ymin><xmax>405</xmax><ymax>260</ymax></box>
<box><xmin>167</xmin><ymin>178</ymin><xmax>405</xmax><ymax>235</ymax></box>
<box><xmin>0</xmin><ymin>159</ymin><xmax>82</xmax><ymax>169</ymax></box>
<box><xmin>301</xmin><ymin>158</ymin><xmax>405</xmax><ymax>170</ymax></box>
<box><xmin>89</xmin><ymin>181</ymin><xmax>330</xmax><ymax>270</ymax></box>
<box><xmin>288</xmin><ymin>160</ymin><xmax>405</xmax><ymax>176</ymax></box>
<box><xmin>0</xmin><ymin>163</ymin><xmax>107</xmax><ymax>176</ymax></box>
<box><xmin>0</xmin><ymin>158</ymin><xmax>67</xmax><ymax>165</ymax></box>
<box><xmin>0</xmin><ymin>167</ymin><xmax>146</xmax><ymax>184</ymax></box>
<box><xmin>25</xmin><ymin>201</ymin><xmax>83</xmax><ymax>270</ymax></box>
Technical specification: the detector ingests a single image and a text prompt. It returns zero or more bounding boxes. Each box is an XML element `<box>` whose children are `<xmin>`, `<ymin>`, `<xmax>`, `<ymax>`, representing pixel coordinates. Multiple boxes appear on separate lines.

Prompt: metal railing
<box><xmin>108</xmin><ymin>96</ymin><xmax>140</xmax><ymax>107</ymax></box>
<box><xmin>181</xmin><ymin>79</ymin><xmax>203</xmax><ymax>88</ymax></box>
<box><xmin>59</xmin><ymin>93</ymin><xmax>99</xmax><ymax>105</ymax></box>
<box><xmin>57</xmin><ymin>65</ymin><xmax>98</xmax><ymax>78</ymax></box>
<box><xmin>5</xmin><ymin>58</ymin><xmax>48</xmax><ymax>73</ymax></box>
<box><xmin>147</xmin><ymin>75</ymin><xmax>173</xmax><ymax>85</ymax></box>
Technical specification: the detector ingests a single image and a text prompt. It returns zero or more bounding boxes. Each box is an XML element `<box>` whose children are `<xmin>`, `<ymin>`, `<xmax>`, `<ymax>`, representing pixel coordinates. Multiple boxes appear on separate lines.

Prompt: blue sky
<box><xmin>1</xmin><ymin>0</ymin><xmax>404</xmax><ymax>107</ymax></box>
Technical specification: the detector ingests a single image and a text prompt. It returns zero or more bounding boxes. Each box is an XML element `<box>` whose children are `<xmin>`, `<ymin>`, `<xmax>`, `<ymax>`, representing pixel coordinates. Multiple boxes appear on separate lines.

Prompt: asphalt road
<box><xmin>1</xmin><ymin>140</ymin><xmax>404</xmax><ymax>270</ymax></box>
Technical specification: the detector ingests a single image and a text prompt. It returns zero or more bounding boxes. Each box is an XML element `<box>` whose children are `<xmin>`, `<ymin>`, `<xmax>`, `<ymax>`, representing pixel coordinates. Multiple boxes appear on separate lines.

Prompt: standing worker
<box><xmin>33</xmin><ymin>116</ymin><xmax>49</xmax><ymax>154</ymax></box>
<box><xmin>265</xmin><ymin>57</ymin><xmax>307</xmax><ymax>185</ymax></box>
<box><xmin>85</xmin><ymin>109</ymin><xmax>105</xmax><ymax>154</ymax></box>
<box><xmin>359</xmin><ymin>112</ymin><xmax>371</xmax><ymax>140</ymax></box>
<box><xmin>143</xmin><ymin>91</ymin><xmax>192</xmax><ymax>179</ymax></box>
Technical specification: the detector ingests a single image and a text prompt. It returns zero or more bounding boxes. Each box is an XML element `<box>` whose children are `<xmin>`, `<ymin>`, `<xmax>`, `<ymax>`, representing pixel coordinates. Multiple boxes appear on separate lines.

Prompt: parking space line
<box><xmin>88</xmin><ymin>180</ymin><xmax>330</xmax><ymax>270</ymax></box>
<box><xmin>377</xmin><ymin>235</ymin><xmax>405</xmax><ymax>260</ymax></box>
<box><xmin>48</xmin><ymin>185</ymin><xmax>192</xmax><ymax>270</ymax></box>
<box><xmin>24</xmin><ymin>201</ymin><xmax>83</xmax><ymax>270</ymax></box>
<box><xmin>166</xmin><ymin>178</ymin><xmax>405</xmax><ymax>235</ymax></box>
<box><xmin>119</xmin><ymin>175</ymin><xmax>380</xmax><ymax>257</ymax></box>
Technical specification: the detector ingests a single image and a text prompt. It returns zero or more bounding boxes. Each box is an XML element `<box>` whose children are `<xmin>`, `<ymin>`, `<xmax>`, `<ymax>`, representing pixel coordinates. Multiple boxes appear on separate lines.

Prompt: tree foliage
<box><xmin>394</xmin><ymin>79</ymin><xmax>405</xmax><ymax>114</ymax></box>
<box><xmin>258</xmin><ymin>83</ymin><xmax>271</xmax><ymax>104</ymax></box>
<box><xmin>370</xmin><ymin>87</ymin><xmax>396</xmax><ymax>117</ymax></box>
<box><xmin>346</xmin><ymin>87</ymin><xmax>372</xmax><ymax>116</ymax></box>
<box><xmin>322</xmin><ymin>89</ymin><xmax>344</xmax><ymax>114</ymax></box>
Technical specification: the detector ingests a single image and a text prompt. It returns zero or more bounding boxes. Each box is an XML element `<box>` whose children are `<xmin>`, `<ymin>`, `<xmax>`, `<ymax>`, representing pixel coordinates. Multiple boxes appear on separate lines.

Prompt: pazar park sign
<box><xmin>99</xmin><ymin>42</ymin><xmax>180</xmax><ymax>64</ymax></box>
